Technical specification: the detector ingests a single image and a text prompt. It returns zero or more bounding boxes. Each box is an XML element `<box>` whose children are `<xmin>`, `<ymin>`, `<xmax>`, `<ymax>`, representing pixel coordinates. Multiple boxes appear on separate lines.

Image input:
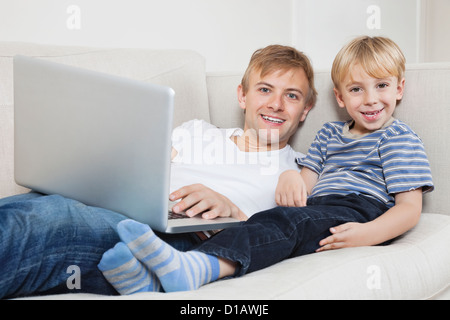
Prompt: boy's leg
<box><xmin>100</xmin><ymin>203</ymin><xmax>350</xmax><ymax>293</ymax></box>
<box><xmin>111</xmin><ymin>220</ymin><xmax>220</xmax><ymax>292</ymax></box>
<box><xmin>102</xmin><ymin>194</ymin><xmax>386</xmax><ymax>293</ymax></box>
<box><xmin>98</xmin><ymin>242</ymin><xmax>161</xmax><ymax>294</ymax></box>
<box><xmin>97</xmin><ymin>225</ymin><xmax>205</xmax><ymax>294</ymax></box>
<box><xmin>195</xmin><ymin>194</ymin><xmax>388</xmax><ymax>276</ymax></box>
<box><xmin>0</xmin><ymin>193</ymin><xmax>127</xmax><ymax>298</ymax></box>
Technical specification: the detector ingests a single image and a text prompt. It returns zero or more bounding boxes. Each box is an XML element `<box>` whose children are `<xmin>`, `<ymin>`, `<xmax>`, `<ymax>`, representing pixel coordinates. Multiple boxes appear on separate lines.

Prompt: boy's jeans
<box><xmin>195</xmin><ymin>194</ymin><xmax>389</xmax><ymax>276</ymax></box>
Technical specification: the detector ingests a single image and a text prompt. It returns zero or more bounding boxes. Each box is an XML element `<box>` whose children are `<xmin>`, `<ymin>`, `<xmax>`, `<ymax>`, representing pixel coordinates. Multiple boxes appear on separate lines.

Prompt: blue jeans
<box><xmin>0</xmin><ymin>192</ymin><xmax>388</xmax><ymax>298</ymax></box>
<box><xmin>0</xmin><ymin>192</ymin><xmax>202</xmax><ymax>299</ymax></box>
<box><xmin>195</xmin><ymin>194</ymin><xmax>389</xmax><ymax>276</ymax></box>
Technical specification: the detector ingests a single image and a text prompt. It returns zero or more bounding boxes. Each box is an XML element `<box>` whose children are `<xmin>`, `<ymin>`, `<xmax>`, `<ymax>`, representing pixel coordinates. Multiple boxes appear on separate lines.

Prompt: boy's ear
<box><xmin>397</xmin><ymin>78</ymin><xmax>406</xmax><ymax>100</ymax></box>
<box><xmin>237</xmin><ymin>84</ymin><xmax>246</xmax><ymax>110</ymax></box>
<box><xmin>333</xmin><ymin>87</ymin><xmax>346</xmax><ymax>108</ymax></box>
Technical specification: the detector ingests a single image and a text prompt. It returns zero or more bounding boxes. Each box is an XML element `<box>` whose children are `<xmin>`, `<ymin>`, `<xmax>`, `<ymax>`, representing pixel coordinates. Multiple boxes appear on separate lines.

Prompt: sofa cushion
<box><xmin>160</xmin><ymin>213</ymin><xmax>450</xmax><ymax>300</ymax></box>
<box><xmin>19</xmin><ymin>213</ymin><xmax>450</xmax><ymax>300</ymax></box>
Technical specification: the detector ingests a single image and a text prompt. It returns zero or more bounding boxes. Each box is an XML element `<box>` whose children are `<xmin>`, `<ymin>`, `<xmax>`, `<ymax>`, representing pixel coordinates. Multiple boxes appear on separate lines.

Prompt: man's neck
<box><xmin>231</xmin><ymin>133</ymin><xmax>284</xmax><ymax>152</ymax></box>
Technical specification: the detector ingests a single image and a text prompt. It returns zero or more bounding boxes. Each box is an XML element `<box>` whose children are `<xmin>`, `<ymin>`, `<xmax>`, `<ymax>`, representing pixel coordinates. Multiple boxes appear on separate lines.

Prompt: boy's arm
<box><xmin>275</xmin><ymin>167</ymin><xmax>318</xmax><ymax>207</ymax></box>
<box><xmin>300</xmin><ymin>167</ymin><xmax>319</xmax><ymax>195</ymax></box>
<box><xmin>316</xmin><ymin>188</ymin><xmax>423</xmax><ymax>252</ymax></box>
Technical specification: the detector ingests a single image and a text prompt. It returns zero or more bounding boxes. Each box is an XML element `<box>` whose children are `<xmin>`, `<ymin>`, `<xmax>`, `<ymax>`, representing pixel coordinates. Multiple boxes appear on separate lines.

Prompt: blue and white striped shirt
<box><xmin>297</xmin><ymin>119</ymin><xmax>434</xmax><ymax>207</ymax></box>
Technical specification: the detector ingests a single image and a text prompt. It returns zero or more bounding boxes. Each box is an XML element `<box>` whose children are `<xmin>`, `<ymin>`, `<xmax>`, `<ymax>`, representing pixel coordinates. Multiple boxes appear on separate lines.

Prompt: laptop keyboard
<box><xmin>168</xmin><ymin>211</ymin><xmax>189</xmax><ymax>220</ymax></box>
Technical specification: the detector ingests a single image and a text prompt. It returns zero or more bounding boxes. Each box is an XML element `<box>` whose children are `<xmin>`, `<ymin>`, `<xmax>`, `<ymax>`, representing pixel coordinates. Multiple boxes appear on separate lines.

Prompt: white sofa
<box><xmin>1</xmin><ymin>42</ymin><xmax>449</xmax><ymax>300</ymax></box>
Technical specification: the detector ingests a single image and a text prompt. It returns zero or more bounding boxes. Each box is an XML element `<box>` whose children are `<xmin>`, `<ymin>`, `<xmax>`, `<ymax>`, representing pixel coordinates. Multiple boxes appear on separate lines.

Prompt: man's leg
<box><xmin>0</xmin><ymin>193</ymin><xmax>127</xmax><ymax>298</ymax></box>
<box><xmin>0</xmin><ymin>191</ymin><xmax>42</xmax><ymax>205</ymax></box>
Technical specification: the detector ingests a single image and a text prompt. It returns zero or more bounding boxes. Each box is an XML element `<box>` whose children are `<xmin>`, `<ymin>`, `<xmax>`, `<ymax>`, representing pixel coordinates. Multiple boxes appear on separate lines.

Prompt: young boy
<box><xmin>275</xmin><ymin>36</ymin><xmax>434</xmax><ymax>251</ymax></box>
<box><xmin>98</xmin><ymin>36</ymin><xmax>433</xmax><ymax>294</ymax></box>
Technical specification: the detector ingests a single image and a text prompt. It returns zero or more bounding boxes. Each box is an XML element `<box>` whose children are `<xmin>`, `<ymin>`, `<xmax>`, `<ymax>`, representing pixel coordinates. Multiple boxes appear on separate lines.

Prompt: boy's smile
<box><xmin>334</xmin><ymin>64</ymin><xmax>405</xmax><ymax>136</ymax></box>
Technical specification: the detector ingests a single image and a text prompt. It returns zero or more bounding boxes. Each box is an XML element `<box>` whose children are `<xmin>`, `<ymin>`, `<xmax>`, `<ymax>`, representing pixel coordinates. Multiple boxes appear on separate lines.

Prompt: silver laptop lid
<box><xmin>14</xmin><ymin>55</ymin><xmax>174</xmax><ymax>232</ymax></box>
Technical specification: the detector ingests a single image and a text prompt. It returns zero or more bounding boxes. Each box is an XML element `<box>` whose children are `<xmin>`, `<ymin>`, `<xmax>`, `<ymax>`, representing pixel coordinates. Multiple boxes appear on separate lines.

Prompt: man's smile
<box><xmin>261</xmin><ymin>114</ymin><xmax>286</xmax><ymax>125</ymax></box>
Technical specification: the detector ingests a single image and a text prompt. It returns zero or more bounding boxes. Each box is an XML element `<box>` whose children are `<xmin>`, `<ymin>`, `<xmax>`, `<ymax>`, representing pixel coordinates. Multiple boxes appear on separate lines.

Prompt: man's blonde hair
<box><xmin>332</xmin><ymin>36</ymin><xmax>406</xmax><ymax>89</ymax></box>
<box><xmin>241</xmin><ymin>45</ymin><xmax>317</xmax><ymax>108</ymax></box>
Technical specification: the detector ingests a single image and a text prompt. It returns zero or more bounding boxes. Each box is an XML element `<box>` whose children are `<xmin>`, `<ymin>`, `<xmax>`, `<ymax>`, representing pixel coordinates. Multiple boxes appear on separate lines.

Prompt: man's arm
<box><xmin>316</xmin><ymin>188</ymin><xmax>423</xmax><ymax>252</ymax></box>
<box><xmin>171</xmin><ymin>147</ymin><xmax>178</xmax><ymax>160</ymax></box>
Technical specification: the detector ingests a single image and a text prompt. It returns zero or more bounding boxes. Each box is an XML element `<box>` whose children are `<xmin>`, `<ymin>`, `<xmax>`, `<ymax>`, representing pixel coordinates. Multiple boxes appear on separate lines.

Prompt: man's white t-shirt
<box><xmin>170</xmin><ymin>120</ymin><xmax>304</xmax><ymax>218</ymax></box>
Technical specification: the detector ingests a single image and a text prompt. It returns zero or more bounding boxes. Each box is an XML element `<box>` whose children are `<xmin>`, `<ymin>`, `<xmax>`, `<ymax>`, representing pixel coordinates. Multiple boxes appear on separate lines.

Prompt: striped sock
<box><xmin>98</xmin><ymin>242</ymin><xmax>161</xmax><ymax>294</ymax></box>
<box><xmin>117</xmin><ymin>219</ymin><xmax>220</xmax><ymax>292</ymax></box>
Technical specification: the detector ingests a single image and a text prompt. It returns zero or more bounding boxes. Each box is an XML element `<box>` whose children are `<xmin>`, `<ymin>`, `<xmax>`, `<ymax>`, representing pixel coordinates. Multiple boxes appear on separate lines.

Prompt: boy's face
<box><xmin>237</xmin><ymin>68</ymin><xmax>312</xmax><ymax>149</ymax></box>
<box><xmin>334</xmin><ymin>64</ymin><xmax>405</xmax><ymax>135</ymax></box>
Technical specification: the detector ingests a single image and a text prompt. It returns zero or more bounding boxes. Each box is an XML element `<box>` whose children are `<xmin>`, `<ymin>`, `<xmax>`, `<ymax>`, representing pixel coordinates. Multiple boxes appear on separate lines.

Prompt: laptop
<box><xmin>13</xmin><ymin>55</ymin><xmax>240</xmax><ymax>233</ymax></box>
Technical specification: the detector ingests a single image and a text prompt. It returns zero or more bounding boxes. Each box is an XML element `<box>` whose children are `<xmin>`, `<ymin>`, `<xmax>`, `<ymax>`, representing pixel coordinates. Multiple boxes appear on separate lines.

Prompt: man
<box><xmin>0</xmin><ymin>45</ymin><xmax>316</xmax><ymax>298</ymax></box>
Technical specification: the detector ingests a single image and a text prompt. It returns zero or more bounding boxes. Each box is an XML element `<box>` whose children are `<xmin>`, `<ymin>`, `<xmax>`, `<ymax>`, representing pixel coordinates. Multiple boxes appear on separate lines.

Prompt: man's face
<box><xmin>238</xmin><ymin>68</ymin><xmax>312</xmax><ymax>150</ymax></box>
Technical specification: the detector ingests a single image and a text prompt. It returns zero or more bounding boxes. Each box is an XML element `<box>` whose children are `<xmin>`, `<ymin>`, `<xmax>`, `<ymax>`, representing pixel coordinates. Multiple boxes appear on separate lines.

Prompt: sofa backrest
<box><xmin>0</xmin><ymin>42</ymin><xmax>211</xmax><ymax>198</ymax></box>
<box><xmin>206</xmin><ymin>63</ymin><xmax>450</xmax><ymax>216</ymax></box>
<box><xmin>1</xmin><ymin>42</ymin><xmax>449</xmax><ymax>217</ymax></box>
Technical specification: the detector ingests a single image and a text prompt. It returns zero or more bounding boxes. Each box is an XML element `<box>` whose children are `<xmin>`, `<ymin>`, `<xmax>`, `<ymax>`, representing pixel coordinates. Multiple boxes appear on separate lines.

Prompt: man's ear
<box><xmin>237</xmin><ymin>84</ymin><xmax>246</xmax><ymax>110</ymax></box>
<box><xmin>299</xmin><ymin>104</ymin><xmax>313</xmax><ymax>122</ymax></box>
<box><xmin>333</xmin><ymin>87</ymin><xmax>346</xmax><ymax>108</ymax></box>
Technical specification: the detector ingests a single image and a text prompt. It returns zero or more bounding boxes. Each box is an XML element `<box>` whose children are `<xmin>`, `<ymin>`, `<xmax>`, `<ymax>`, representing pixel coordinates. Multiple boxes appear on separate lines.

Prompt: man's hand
<box><xmin>169</xmin><ymin>184</ymin><xmax>248</xmax><ymax>221</ymax></box>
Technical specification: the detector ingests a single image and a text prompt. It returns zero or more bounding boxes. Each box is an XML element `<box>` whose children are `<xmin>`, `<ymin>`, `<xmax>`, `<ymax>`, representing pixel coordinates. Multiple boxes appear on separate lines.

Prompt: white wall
<box><xmin>0</xmin><ymin>0</ymin><xmax>293</xmax><ymax>72</ymax></box>
<box><xmin>293</xmin><ymin>0</ymin><xmax>422</xmax><ymax>70</ymax></box>
<box><xmin>422</xmin><ymin>0</ymin><xmax>450</xmax><ymax>63</ymax></box>
<box><xmin>0</xmin><ymin>0</ymin><xmax>448</xmax><ymax>72</ymax></box>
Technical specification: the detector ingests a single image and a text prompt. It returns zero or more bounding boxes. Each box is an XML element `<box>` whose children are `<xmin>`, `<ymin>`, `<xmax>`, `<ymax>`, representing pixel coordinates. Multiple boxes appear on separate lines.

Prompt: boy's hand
<box><xmin>316</xmin><ymin>222</ymin><xmax>371</xmax><ymax>252</ymax></box>
<box><xmin>275</xmin><ymin>170</ymin><xmax>307</xmax><ymax>207</ymax></box>
<box><xmin>317</xmin><ymin>189</ymin><xmax>423</xmax><ymax>252</ymax></box>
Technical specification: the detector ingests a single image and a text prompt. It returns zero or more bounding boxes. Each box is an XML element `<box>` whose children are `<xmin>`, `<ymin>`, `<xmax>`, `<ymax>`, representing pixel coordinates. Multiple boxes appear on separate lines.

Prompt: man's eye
<box><xmin>260</xmin><ymin>88</ymin><xmax>270</xmax><ymax>93</ymax></box>
<box><xmin>287</xmin><ymin>93</ymin><xmax>298</xmax><ymax>99</ymax></box>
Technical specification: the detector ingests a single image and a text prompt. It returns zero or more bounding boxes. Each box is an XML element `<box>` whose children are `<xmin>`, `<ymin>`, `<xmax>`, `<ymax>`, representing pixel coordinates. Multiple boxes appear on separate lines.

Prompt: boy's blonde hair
<box><xmin>241</xmin><ymin>45</ymin><xmax>317</xmax><ymax>108</ymax></box>
<box><xmin>332</xmin><ymin>36</ymin><xmax>406</xmax><ymax>89</ymax></box>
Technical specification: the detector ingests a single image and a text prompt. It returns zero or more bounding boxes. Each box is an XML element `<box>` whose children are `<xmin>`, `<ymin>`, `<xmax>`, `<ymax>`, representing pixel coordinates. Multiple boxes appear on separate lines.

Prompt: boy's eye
<box><xmin>377</xmin><ymin>83</ymin><xmax>389</xmax><ymax>89</ymax></box>
<box><xmin>350</xmin><ymin>87</ymin><xmax>362</xmax><ymax>93</ymax></box>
